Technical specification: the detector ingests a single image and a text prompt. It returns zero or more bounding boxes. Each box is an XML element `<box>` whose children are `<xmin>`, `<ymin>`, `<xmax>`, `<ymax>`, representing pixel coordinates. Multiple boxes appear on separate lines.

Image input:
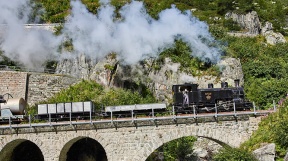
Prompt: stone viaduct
<box><xmin>0</xmin><ymin>116</ymin><xmax>263</xmax><ymax>161</ymax></box>
<box><xmin>0</xmin><ymin>70</ymin><xmax>267</xmax><ymax>161</ymax></box>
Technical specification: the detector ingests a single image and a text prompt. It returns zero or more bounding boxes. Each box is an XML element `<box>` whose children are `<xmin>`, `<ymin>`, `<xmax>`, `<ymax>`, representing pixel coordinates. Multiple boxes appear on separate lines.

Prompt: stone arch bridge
<box><xmin>0</xmin><ymin>115</ymin><xmax>263</xmax><ymax>161</ymax></box>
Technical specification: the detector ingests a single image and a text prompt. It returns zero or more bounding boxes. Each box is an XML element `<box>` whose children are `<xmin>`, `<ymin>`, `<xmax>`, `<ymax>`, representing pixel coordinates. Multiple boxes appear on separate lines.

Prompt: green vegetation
<box><xmin>146</xmin><ymin>136</ymin><xmax>197</xmax><ymax>161</ymax></box>
<box><xmin>241</xmin><ymin>100</ymin><xmax>288</xmax><ymax>159</ymax></box>
<box><xmin>213</xmin><ymin>147</ymin><xmax>257</xmax><ymax>161</ymax></box>
<box><xmin>220</xmin><ymin>36</ymin><xmax>288</xmax><ymax>108</ymax></box>
<box><xmin>146</xmin><ymin>136</ymin><xmax>257</xmax><ymax>160</ymax></box>
<box><xmin>31</xmin><ymin>0</ymin><xmax>287</xmax><ymax>34</ymax></box>
<box><xmin>157</xmin><ymin>39</ymin><xmax>221</xmax><ymax>76</ymax></box>
<box><xmin>0</xmin><ymin>51</ymin><xmax>19</xmax><ymax>66</ymax></box>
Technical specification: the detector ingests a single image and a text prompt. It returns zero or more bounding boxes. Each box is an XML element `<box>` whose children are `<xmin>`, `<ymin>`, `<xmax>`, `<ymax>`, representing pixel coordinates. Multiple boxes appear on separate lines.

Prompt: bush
<box><xmin>241</xmin><ymin>101</ymin><xmax>288</xmax><ymax>159</ymax></box>
<box><xmin>223</xmin><ymin>19</ymin><xmax>242</xmax><ymax>31</ymax></box>
<box><xmin>213</xmin><ymin>147</ymin><xmax>257</xmax><ymax>161</ymax></box>
<box><xmin>146</xmin><ymin>136</ymin><xmax>197</xmax><ymax>161</ymax></box>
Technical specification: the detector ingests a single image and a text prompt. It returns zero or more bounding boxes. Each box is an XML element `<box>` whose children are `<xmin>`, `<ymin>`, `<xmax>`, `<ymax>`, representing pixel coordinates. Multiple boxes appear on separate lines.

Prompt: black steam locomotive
<box><xmin>172</xmin><ymin>79</ymin><xmax>253</xmax><ymax>113</ymax></box>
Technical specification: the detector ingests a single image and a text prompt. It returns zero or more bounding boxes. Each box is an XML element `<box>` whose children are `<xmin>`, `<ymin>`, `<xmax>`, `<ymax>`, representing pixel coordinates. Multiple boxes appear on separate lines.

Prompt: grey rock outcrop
<box><xmin>55</xmin><ymin>55</ymin><xmax>244</xmax><ymax>103</ymax></box>
<box><xmin>226</xmin><ymin>11</ymin><xmax>286</xmax><ymax>45</ymax></box>
<box><xmin>261</xmin><ymin>22</ymin><xmax>286</xmax><ymax>45</ymax></box>
<box><xmin>253</xmin><ymin>143</ymin><xmax>276</xmax><ymax>161</ymax></box>
<box><xmin>225</xmin><ymin>11</ymin><xmax>261</xmax><ymax>35</ymax></box>
<box><xmin>192</xmin><ymin>148</ymin><xmax>210</xmax><ymax>161</ymax></box>
<box><xmin>56</xmin><ymin>54</ymin><xmax>118</xmax><ymax>86</ymax></box>
<box><xmin>56</xmin><ymin>53</ymin><xmax>92</xmax><ymax>80</ymax></box>
<box><xmin>192</xmin><ymin>137</ymin><xmax>220</xmax><ymax>161</ymax></box>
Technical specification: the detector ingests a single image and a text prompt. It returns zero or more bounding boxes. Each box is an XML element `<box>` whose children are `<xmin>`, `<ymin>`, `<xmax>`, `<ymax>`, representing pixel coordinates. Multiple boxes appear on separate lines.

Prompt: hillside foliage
<box><xmin>31</xmin><ymin>0</ymin><xmax>288</xmax><ymax>34</ymax></box>
<box><xmin>241</xmin><ymin>100</ymin><xmax>288</xmax><ymax>159</ymax></box>
<box><xmin>217</xmin><ymin>35</ymin><xmax>288</xmax><ymax>109</ymax></box>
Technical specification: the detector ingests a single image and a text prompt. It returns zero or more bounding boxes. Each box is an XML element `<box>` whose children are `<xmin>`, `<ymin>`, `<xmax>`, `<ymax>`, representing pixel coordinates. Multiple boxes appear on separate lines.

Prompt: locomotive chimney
<box><xmin>208</xmin><ymin>83</ymin><xmax>214</xmax><ymax>88</ymax></box>
<box><xmin>191</xmin><ymin>84</ymin><xmax>198</xmax><ymax>91</ymax></box>
<box><xmin>234</xmin><ymin>79</ymin><xmax>240</xmax><ymax>87</ymax></box>
<box><xmin>221</xmin><ymin>82</ymin><xmax>228</xmax><ymax>88</ymax></box>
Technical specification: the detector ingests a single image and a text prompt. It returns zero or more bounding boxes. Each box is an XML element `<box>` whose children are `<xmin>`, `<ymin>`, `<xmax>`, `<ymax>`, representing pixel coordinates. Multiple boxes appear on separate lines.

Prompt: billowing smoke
<box><xmin>0</xmin><ymin>0</ymin><xmax>62</xmax><ymax>69</ymax></box>
<box><xmin>64</xmin><ymin>0</ymin><xmax>222</xmax><ymax>64</ymax></box>
<box><xmin>0</xmin><ymin>0</ymin><xmax>222</xmax><ymax>69</ymax></box>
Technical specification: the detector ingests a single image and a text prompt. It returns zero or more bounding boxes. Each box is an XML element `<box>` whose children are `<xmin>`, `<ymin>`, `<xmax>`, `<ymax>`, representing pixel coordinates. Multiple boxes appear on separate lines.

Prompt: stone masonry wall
<box><xmin>0</xmin><ymin>71</ymin><xmax>80</xmax><ymax>106</ymax></box>
<box><xmin>0</xmin><ymin>116</ymin><xmax>263</xmax><ymax>161</ymax></box>
<box><xmin>27</xmin><ymin>73</ymin><xmax>79</xmax><ymax>105</ymax></box>
<box><xmin>0</xmin><ymin>71</ymin><xmax>27</xmax><ymax>99</ymax></box>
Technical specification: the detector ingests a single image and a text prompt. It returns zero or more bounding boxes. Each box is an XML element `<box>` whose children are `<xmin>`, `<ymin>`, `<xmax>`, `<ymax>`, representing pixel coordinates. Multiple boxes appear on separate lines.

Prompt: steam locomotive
<box><xmin>172</xmin><ymin>79</ymin><xmax>252</xmax><ymax>113</ymax></box>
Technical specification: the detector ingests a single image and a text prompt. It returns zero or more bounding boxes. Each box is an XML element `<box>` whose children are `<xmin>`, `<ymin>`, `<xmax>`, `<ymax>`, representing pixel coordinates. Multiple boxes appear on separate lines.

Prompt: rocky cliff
<box><xmin>225</xmin><ymin>11</ymin><xmax>287</xmax><ymax>45</ymax></box>
<box><xmin>55</xmin><ymin>55</ymin><xmax>244</xmax><ymax>103</ymax></box>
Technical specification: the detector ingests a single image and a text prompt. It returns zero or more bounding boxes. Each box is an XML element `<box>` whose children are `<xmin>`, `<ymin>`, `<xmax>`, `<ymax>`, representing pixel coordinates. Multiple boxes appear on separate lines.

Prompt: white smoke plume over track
<box><xmin>0</xmin><ymin>0</ymin><xmax>62</xmax><ymax>69</ymax></box>
<box><xmin>0</xmin><ymin>0</ymin><xmax>222</xmax><ymax>68</ymax></box>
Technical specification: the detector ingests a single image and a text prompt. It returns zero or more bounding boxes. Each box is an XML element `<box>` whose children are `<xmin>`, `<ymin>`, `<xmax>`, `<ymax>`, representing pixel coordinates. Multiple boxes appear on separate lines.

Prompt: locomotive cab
<box><xmin>172</xmin><ymin>83</ymin><xmax>198</xmax><ymax>113</ymax></box>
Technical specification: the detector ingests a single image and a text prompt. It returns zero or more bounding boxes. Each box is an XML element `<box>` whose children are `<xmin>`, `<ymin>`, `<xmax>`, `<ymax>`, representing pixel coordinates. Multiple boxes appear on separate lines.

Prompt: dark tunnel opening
<box><xmin>65</xmin><ymin>137</ymin><xmax>107</xmax><ymax>161</ymax></box>
<box><xmin>0</xmin><ymin>139</ymin><xmax>44</xmax><ymax>161</ymax></box>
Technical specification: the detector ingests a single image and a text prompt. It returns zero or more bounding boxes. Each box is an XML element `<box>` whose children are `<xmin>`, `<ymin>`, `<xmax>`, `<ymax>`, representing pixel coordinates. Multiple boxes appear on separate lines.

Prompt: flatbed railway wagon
<box><xmin>36</xmin><ymin>101</ymin><xmax>95</xmax><ymax>121</ymax></box>
<box><xmin>104</xmin><ymin>103</ymin><xmax>167</xmax><ymax>118</ymax></box>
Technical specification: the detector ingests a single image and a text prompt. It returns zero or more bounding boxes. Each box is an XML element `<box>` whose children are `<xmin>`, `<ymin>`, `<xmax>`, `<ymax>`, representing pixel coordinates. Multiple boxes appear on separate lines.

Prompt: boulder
<box><xmin>193</xmin><ymin>148</ymin><xmax>210</xmax><ymax>161</ymax></box>
<box><xmin>253</xmin><ymin>143</ymin><xmax>275</xmax><ymax>161</ymax></box>
<box><xmin>261</xmin><ymin>22</ymin><xmax>286</xmax><ymax>45</ymax></box>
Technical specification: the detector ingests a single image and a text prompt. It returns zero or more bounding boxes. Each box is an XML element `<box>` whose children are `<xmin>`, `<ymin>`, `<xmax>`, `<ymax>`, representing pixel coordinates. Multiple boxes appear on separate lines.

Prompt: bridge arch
<box><xmin>59</xmin><ymin>136</ymin><xmax>107</xmax><ymax>161</ymax></box>
<box><xmin>0</xmin><ymin>139</ymin><xmax>44</xmax><ymax>161</ymax></box>
<box><xmin>125</xmin><ymin>120</ymin><xmax>254</xmax><ymax>161</ymax></box>
<box><xmin>145</xmin><ymin>135</ymin><xmax>232</xmax><ymax>160</ymax></box>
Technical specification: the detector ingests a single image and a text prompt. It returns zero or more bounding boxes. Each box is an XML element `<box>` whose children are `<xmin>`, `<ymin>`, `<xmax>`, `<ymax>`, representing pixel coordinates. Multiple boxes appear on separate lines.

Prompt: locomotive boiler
<box><xmin>172</xmin><ymin>79</ymin><xmax>253</xmax><ymax>113</ymax></box>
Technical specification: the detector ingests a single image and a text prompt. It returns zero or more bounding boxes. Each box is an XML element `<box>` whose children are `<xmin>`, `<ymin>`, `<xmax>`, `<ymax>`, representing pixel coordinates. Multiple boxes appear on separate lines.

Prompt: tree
<box><xmin>146</xmin><ymin>136</ymin><xmax>197</xmax><ymax>161</ymax></box>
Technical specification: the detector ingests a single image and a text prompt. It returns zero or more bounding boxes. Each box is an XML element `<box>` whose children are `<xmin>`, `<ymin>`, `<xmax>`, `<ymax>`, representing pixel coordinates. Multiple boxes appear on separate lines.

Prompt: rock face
<box><xmin>55</xmin><ymin>53</ymin><xmax>93</xmax><ymax>80</ymax></box>
<box><xmin>225</xmin><ymin>11</ymin><xmax>287</xmax><ymax>45</ymax></box>
<box><xmin>262</xmin><ymin>22</ymin><xmax>287</xmax><ymax>45</ymax></box>
<box><xmin>253</xmin><ymin>143</ymin><xmax>276</xmax><ymax>161</ymax></box>
<box><xmin>192</xmin><ymin>137</ymin><xmax>221</xmax><ymax>161</ymax></box>
<box><xmin>225</xmin><ymin>11</ymin><xmax>261</xmax><ymax>35</ymax></box>
<box><xmin>55</xmin><ymin>55</ymin><xmax>244</xmax><ymax>103</ymax></box>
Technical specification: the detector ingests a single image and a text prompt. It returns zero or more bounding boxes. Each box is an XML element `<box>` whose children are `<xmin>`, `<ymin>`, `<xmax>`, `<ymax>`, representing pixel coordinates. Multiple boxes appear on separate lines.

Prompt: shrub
<box><xmin>213</xmin><ymin>147</ymin><xmax>257</xmax><ymax>161</ymax></box>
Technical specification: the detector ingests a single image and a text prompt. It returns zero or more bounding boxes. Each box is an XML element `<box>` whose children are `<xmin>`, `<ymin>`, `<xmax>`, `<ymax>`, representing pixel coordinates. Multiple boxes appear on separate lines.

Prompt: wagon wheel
<box><xmin>222</xmin><ymin>103</ymin><xmax>230</xmax><ymax>111</ymax></box>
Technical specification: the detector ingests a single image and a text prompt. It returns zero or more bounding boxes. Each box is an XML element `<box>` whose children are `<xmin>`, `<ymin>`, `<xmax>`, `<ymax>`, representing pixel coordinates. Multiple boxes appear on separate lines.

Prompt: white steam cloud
<box><xmin>0</xmin><ymin>0</ymin><xmax>62</xmax><ymax>69</ymax></box>
<box><xmin>0</xmin><ymin>0</ymin><xmax>222</xmax><ymax>69</ymax></box>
